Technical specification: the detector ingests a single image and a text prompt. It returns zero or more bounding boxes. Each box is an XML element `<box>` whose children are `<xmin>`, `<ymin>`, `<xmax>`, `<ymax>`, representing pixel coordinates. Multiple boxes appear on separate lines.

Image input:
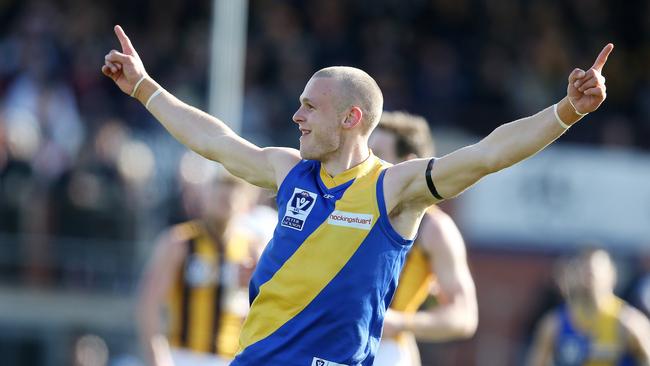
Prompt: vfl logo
<box><xmin>281</xmin><ymin>188</ymin><xmax>318</xmax><ymax>231</ymax></box>
<box><xmin>311</xmin><ymin>357</ymin><xmax>348</xmax><ymax>366</ymax></box>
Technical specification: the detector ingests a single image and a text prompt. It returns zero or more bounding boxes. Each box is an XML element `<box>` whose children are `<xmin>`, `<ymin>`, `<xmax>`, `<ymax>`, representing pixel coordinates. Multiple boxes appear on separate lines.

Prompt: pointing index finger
<box><xmin>591</xmin><ymin>43</ymin><xmax>614</xmax><ymax>72</ymax></box>
<box><xmin>114</xmin><ymin>25</ymin><xmax>136</xmax><ymax>55</ymax></box>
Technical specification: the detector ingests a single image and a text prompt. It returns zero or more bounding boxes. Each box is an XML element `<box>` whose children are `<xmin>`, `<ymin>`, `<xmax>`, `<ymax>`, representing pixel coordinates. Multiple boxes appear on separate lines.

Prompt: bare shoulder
<box><xmin>420</xmin><ymin>207</ymin><xmax>455</xmax><ymax>234</ymax></box>
<box><xmin>384</xmin><ymin>158</ymin><xmax>429</xmax><ymax>186</ymax></box>
<box><xmin>619</xmin><ymin>303</ymin><xmax>650</xmax><ymax>334</ymax></box>
<box><xmin>383</xmin><ymin>158</ymin><xmax>436</xmax><ymax>213</ymax></box>
<box><xmin>536</xmin><ymin>310</ymin><xmax>560</xmax><ymax>337</ymax></box>
<box><xmin>262</xmin><ymin>147</ymin><xmax>302</xmax><ymax>188</ymax></box>
<box><xmin>618</xmin><ymin>303</ymin><xmax>650</xmax><ymax>359</ymax></box>
<box><xmin>418</xmin><ymin>207</ymin><xmax>464</xmax><ymax>255</ymax></box>
<box><xmin>167</xmin><ymin>221</ymin><xmax>199</xmax><ymax>242</ymax></box>
<box><xmin>262</xmin><ymin>146</ymin><xmax>301</xmax><ymax>163</ymax></box>
<box><xmin>155</xmin><ymin>222</ymin><xmax>198</xmax><ymax>256</ymax></box>
<box><xmin>140</xmin><ymin>223</ymin><xmax>194</xmax><ymax>280</ymax></box>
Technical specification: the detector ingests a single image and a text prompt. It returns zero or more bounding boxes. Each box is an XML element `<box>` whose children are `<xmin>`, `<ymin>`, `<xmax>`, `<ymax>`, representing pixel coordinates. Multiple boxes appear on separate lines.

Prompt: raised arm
<box><xmin>384</xmin><ymin>44</ymin><xmax>613</xmax><ymax>210</ymax></box>
<box><xmin>102</xmin><ymin>25</ymin><xmax>300</xmax><ymax>189</ymax></box>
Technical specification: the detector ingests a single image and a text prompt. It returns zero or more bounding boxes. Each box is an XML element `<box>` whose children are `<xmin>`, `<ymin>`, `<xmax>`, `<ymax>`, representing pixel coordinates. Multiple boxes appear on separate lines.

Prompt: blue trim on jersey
<box><xmin>315</xmin><ymin>161</ymin><xmax>355</xmax><ymax>194</ymax></box>
<box><xmin>376</xmin><ymin>169</ymin><xmax>413</xmax><ymax>247</ymax></box>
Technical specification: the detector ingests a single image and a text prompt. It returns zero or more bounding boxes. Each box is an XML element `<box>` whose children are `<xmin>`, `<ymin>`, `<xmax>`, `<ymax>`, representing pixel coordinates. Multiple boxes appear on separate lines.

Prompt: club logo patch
<box><xmin>311</xmin><ymin>357</ymin><xmax>348</xmax><ymax>366</ymax></box>
<box><xmin>281</xmin><ymin>188</ymin><xmax>318</xmax><ymax>231</ymax></box>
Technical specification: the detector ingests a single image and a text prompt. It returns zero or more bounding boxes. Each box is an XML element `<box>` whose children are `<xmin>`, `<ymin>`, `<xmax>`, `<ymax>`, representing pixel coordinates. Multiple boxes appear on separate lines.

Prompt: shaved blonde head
<box><xmin>312</xmin><ymin>66</ymin><xmax>383</xmax><ymax>135</ymax></box>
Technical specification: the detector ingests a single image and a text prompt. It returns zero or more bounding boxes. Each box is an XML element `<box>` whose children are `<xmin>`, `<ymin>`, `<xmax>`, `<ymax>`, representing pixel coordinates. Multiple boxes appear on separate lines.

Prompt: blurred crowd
<box><xmin>1</xmin><ymin>0</ymin><xmax>650</xmax><ymax>286</ymax></box>
<box><xmin>2</xmin><ymin>1</ymin><xmax>650</xmax><ymax>365</ymax></box>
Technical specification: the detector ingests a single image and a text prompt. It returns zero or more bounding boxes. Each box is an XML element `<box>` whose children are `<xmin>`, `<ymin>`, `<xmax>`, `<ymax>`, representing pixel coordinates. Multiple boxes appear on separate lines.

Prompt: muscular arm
<box><xmin>102</xmin><ymin>25</ymin><xmax>300</xmax><ymax>189</ymax></box>
<box><xmin>136</xmin><ymin>229</ymin><xmax>187</xmax><ymax>366</ymax></box>
<box><xmin>526</xmin><ymin>312</ymin><xmax>558</xmax><ymax>366</ymax></box>
<box><xmin>620</xmin><ymin>305</ymin><xmax>650</xmax><ymax>366</ymax></box>
<box><xmin>383</xmin><ymin>44</ymin><xmax>613</xmax><ymax>215</ymax></box>
<box><xmin>384</xmin><ymin>209</ymin><xmax>477</xmax><ymax>341</ymax></box>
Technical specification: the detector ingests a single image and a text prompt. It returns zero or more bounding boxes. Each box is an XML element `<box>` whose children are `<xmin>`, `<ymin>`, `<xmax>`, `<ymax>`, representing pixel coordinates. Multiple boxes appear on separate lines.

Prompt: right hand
<box><xmin>566</xmin><ymin>43</ymin><xmax>613</xmax><ymax>115</ymax></box>
<box><xmin>101</xmin><ymin>25</ymin><xmax>148</xmax><ymax>97</ymax></box>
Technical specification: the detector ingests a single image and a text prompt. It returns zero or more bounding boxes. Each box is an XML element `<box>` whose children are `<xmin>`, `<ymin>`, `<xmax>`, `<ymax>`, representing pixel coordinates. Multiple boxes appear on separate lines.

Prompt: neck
<box><xmin>568</xmin><ymin>292</ymin><xmax>612</xmax><ymax>315</ymax></box>
<box><xmin>321</xmin><ymin>137</ymin><xmax>370</xmax><ymax>177</ymax></box>
<box><xmin>592</xmin><ymin>291</ymin><xmax>613</xmax><ymax>311</ymax></box>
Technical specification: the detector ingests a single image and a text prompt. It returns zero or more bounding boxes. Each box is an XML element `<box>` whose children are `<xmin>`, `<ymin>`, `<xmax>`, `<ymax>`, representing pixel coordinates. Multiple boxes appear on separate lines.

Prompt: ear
<box><xmin>342</xmin><ymin>106</ymin><xmax>363</xmax><ymax>130</ymax></box>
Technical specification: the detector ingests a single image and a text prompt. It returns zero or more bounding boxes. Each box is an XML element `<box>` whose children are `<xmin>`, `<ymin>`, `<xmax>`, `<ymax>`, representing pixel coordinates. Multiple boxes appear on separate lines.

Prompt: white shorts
<box><xmin>171</xmin><ymin>348</ymin><xmax>230</xmax><ymax>366</ymax></box>
<box><xmin>374</xmin><ymin>339</ymin><xmax>416</xmax><ymax>366</ymax></box>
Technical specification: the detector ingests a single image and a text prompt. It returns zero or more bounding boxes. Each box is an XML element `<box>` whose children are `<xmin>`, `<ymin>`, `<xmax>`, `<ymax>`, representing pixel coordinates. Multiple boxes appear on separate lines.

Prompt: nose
<box><xmin>293</xmin><ymin>107</ymin><xmax>305</xmax><ymax>124</ymax></box>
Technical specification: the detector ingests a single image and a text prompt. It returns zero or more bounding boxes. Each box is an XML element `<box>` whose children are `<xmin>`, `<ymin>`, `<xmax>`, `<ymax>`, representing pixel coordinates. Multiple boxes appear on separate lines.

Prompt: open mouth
<box><xmin>299</xmin><ymin>129</ymin><xmax>311</xmax><ymax>136</ymax></box>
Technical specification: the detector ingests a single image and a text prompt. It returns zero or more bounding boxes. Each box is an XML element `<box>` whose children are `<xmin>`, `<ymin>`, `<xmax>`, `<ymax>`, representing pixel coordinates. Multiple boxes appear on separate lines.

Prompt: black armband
<box><xmin>425</xmin><ymin>158</ymin><xmax>444</xmax><ymax>200</ymax></box>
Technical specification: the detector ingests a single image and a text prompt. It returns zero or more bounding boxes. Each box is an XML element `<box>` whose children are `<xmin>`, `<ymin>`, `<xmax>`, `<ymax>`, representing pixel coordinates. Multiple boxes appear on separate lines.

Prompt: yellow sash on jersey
<box><xmin>238</xmin><ymin>157</ymin><xmax>386</xmax><ymax>351</ymax></box>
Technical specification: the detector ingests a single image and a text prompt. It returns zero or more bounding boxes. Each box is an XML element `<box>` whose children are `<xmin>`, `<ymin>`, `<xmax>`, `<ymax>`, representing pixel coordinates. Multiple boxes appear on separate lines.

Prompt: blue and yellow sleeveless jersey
<box><xmin>231</xmin><ymin>155</ymin><xmax>414</xmax><ymax>366</ymax></box>
<box><xmin>553</xmin><ymin>296</ymin><xmax>634</xmax><ymax>366</ymax></box>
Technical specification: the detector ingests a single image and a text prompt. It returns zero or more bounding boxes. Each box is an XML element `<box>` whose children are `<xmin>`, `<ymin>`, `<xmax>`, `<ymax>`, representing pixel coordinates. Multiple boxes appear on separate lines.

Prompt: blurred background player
<box><xmin>369</xmin><ymin>111</ymin><xmax>478</xmax><ymax>366</ymax></box>
<box><xmin>136</xmin><ymin>155</ymin><xmax>261</xmax><ymax>366</ymax></box>
<box><xmin>526</xmin><ymin>248</ymin><xmax>650</xmax><ymax>366</ymax></box>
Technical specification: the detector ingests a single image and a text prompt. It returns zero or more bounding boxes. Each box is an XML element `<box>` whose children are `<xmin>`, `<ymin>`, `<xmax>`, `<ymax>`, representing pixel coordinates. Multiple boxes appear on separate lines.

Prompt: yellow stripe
<box><xmin>239</xmin><ymin>161</ymin><xmax>383</xmax><ymax>350</ymax></box>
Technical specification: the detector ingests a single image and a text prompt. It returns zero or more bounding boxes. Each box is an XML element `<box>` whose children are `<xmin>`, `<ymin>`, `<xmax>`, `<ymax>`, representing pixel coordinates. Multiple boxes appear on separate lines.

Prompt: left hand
<box><xmin>567</xmin><ymin>43</ymin><xmax>614</xmax><ymax>114</ymax></box>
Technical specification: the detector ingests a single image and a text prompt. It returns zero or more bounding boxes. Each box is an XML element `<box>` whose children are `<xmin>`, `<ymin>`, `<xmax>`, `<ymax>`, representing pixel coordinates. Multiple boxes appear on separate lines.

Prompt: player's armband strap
<box><xmin>425</xmin><ymin>158</ymin><xmax>444</xmax><ymax>200</ymax></box>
